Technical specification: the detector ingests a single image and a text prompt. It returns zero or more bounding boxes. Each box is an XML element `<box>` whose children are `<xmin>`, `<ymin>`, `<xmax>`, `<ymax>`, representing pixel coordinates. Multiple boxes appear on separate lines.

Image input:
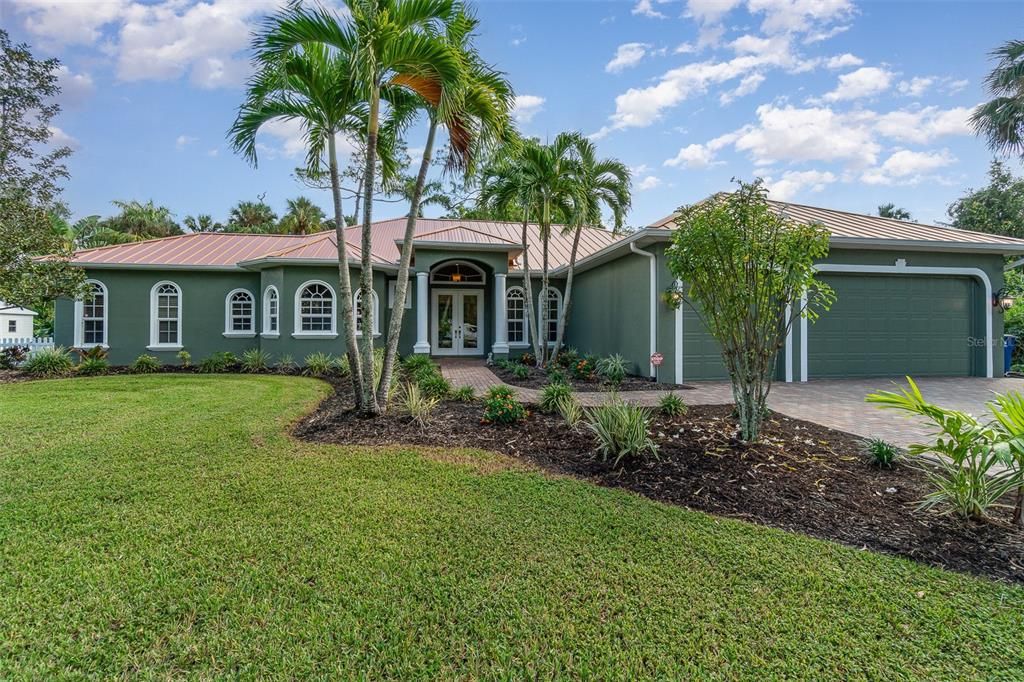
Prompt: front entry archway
<box><xmin>432</xmin><ymin>289</ymin><xmax>484</xmax><ymax>356</ymax></box>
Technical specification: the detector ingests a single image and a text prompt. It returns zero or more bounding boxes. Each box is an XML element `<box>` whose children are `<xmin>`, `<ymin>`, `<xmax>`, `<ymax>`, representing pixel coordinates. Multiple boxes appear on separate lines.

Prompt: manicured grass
<box><xmin>1</xmin><ymin>375</ymin><xmax>1022</xmax><ymax>678</ymax></box>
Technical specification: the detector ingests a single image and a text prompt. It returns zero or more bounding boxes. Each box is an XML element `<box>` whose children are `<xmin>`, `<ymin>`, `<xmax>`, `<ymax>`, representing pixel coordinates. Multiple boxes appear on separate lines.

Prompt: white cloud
<box><xmin>763</xmin><ymin>170</ymin><xmax>837</xmax><ymax>201</ymax></box>
<box><xmin>748</xmin><ymin>0</ymin><xmax>854</xmax><ymax>36</ymax></box>
<box><xmin>258</xmin><ymin>118</ymin><xmax>308</xmax><ymax>158</ymax></box>
<box><xmin>664</xmin><ymin>131</ymin><xmax>737</xmax><ymax>168</ymax></box>
<box><xmin>734</xmin><ymin>104</ymin><xmax>881</xmax><ymax>167</ymax></box>
<box><xmin>873</xmin><ymin>106</ymin><xmax>972</xmax><ymax>144</ymax></box>
<box><xmin>176</xmin><ymin>135</ymin><xmax>198</xmax><ymax>150</ymax></box>
<box><xmin>632</xmin><ymin>0</ymin><xmax>670</xmax><ymax>19</ymax></box>
<box><xmin>606</xmin><ymin>43</ymin><xmax>651</xmax><ymax>74</ymax></box>
<box><xmin>11</xmin><ymin>0</ymin><xmax>130</xmax><ymax>47</ymax></box>
<box><xmin>674</xmin><ymin>42</ymin><xmax>696</xmax><ymax>54</ymax></box>
<box><xmin>720</xmin><ymin>72</ymin><xmax>765</xmax><ymax>104</ymax></box>
<box><xmin>207</xmin><ymin>148</ymin><xmax>220</xmax><ymax>157</ymax></box>
<box><xmin>945</xmin><ymin>78</ymin><xmax>969</xmax><ymax>94</ymax></box>
<box><xmin>512</xmin><ymin>95</ymin><xmax>546</xmax><ymax>124</ymax></box>
<box><xmin>55</xmin><ymin>66</ymin><xmax>95</xmax><ymax>107</ymax></box>
<box><xmin>685</xmin><ymin>0</ymin><xmax>742</xmax><ymax>23</ymax></box>
<box><xmin>861</xmin><ymin>149</ymin><xmax>956</xmax><ymax>185</ymax></box>
<box><xmin>637</xmin><ymin>175</ymin><xmax>663</xmax><ymax>190</ymax></box>
<box><xmin>823</xmin><ymin>66</ymin><xmax>894</xmax><ymax>102</ymax></box>
<box><xmin>897</xmin><ymin>76</ymin><xmax>935</xmax><ymax>98</ymax></box>
<box><xmin>48</xmin><ymin>125</ymin><xmax>79</xmax><ymax>149</ymax></box>
<box><xmin>825</xmin><ymin>53</ymin><xmax>863</xmax><ymax>69</ymax></box>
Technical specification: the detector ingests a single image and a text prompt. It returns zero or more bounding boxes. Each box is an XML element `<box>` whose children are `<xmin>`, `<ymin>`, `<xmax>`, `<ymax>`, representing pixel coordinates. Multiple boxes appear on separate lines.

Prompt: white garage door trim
<box><xmin>788</xmin><ymin>261</ymin><xmax>993</xmax><ymax>381</ymax></box>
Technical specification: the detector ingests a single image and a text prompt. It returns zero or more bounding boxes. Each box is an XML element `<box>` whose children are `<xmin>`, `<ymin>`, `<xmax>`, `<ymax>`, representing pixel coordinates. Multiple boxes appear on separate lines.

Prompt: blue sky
<box><xmin>4</xmin><ymin>0</ymin><xmax>1023</xmax><ymax>228</ymax></box>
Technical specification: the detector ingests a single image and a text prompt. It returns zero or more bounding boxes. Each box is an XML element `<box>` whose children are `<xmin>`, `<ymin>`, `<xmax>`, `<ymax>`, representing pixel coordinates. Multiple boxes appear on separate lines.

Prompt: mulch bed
<box><xmin>492</xmin><ymin>364</ymin><xmax>690</xmax><ymax>392</ymax></box>
<box><xmin>297</xmin><ymin>380</ymin><xmax>1024</xmax><ymax>584</ymax></box>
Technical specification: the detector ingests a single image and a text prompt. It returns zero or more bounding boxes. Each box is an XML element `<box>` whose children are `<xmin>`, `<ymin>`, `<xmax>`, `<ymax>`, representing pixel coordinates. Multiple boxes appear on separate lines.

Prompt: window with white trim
<box><xmin>225</xmin><ymin>289</ymin><xmax>254</xmax><ymax>334</ymax></box>
<box><xmin>7</xmin><ymin>321</ymin><xmax>15</xmax><ymax>333</ymax></box>
<box><xmin>296</xmin><ymin>281</ymin><xmax>335</xmax><ymax>334</ymax></box>
<box><xmin>354</xmin><ymin>288</ymin><xmax>380</xmax><ymax>336</ymax></box>
<box><xmin>506</xmin><ymin>286</ymin><xmax>528</xmax><ymax>345</ymax></box>
<box><xmin>150</xmin><ymin>281</ymin><xmax>182</xmax><ymax>347</ymax></box>
<box><xmin>75</xmin><ymin>280</ymin><xmax>108</xmax><ymax>347</ymax></box>
<box><xmin>263</xmin><ymin>286</ymin><xmax>279</xmax><ymax>334</ymax></box>
<box><xmin>539</xmin><ymin>287</ymin><xmax>561</xmax><ymax>344</ymax></box>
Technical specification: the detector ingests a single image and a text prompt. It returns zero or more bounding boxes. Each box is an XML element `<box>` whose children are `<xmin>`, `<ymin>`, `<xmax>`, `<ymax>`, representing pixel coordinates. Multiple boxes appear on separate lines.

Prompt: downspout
<box><xmin>630</xmin><ymin>242</ymin><xmax>657</xmax><ymax>379</ymax></box>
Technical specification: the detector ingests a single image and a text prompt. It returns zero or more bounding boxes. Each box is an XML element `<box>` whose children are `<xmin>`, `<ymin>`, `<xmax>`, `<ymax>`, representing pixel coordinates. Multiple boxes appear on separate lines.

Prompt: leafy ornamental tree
<box><xmin>947</xmin><ymin>159</ymin><xmax>1024</xmax><ymax>238</ymax></box>
<box><xmin>226</xmin><ymin>200</ymin><xmax>278</xmax><ymax>233</ymax></box>
<box><xmin>971</xmin><ymin>40</ymin><xmax>1024</xmax><ymax>159</ymax></box>
<box><xmin>665</xmin><ymin>181</ymin><xmax>835</xmax><ymax>442</ymax></box>
<box><xmin>278</xmin><ymin>197</ymin><xmax>327</xmax><ymax>234</ymax></box>
<box><xmin>877</xmin><ymin>203</ymin><xmax>912</xmax><ymax>221</ymax></box>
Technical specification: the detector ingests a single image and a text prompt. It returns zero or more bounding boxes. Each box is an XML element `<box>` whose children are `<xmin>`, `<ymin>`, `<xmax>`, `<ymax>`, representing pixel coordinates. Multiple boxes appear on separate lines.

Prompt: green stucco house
<box><xmin>56</xmin><ymin>200</ymin><xmax>1024</xmax><ymax>382</ymax></box>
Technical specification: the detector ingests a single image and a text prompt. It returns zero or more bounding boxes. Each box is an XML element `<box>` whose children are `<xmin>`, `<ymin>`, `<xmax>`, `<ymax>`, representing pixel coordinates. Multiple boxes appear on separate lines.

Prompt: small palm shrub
<box><xmin>418</xmin><ymin>373</ymin><xmax>451</xmax><ymax>400</ymax></box>
<box><xmin>0</xmin><ymin>345</ymin><xmax>29</xmax><ymax>369</ymax></box>
<box><xmin>197</xmin><ymin>352</ymin><xmax>236</xmax><ymax>374</ymax></box>
<box><xmin>23</xmin><ymin>346</ymin><xmax>73</xmax><ymax>377</ymax></box>
<box><xmin>585</xmin><ymin>397</ymin><xmax>659</xmax><ymax>467</ymax></box>
<box><xmin>557</xmin><ymin>393</ymin><xmax>584</xmax><ymax>430</ymax></box>
<box><xmin>333</xmin><ymin>354</ymin><xmax>351</xmax><ymax>377</ymax></box>
<box><xmin>451</xmin><ymin>386</ymin><xmax>475</xmax><ymax>402</ymax></box>
<box><xmin>860</xmin><ymin>438</ymin><xmax>901</xmax><ymax>468</ymax></box>
<box><xmin>402</xmin><ymin>354</ymin><xmax>434</xmax><ymax>375</ymax></box>
<box><xmin>399</xmin><ymin>382</ymin><xmax>439</xmax><ymax>428</ymax></box>
<box><xmin>241</xmin><ymin>348</ymin><xmax>271</xmax><ymax>373</ymax></box>
<box><xmin>482</xmin><ymin>385</ymin><xmax>528</xmax><ymax>424</ymax></box>
<box><xmin>539</xmin><ymin>382</ymin><xmax>573</xmax><ymax>414</ymax></box>
<box><xmin>659</xmin><ymin>392</ymin><xmax>688</xmax><ymax>417</ymax></box>
<box><xmin>276</xmin><ymin>354</ymin><xmax>297</xmax><ymax>373</ymax></box>
<box><xmin>303</xmin><ymin>352</ymin><xmax>335</xmax><ymax>376</ymax></box>
<box><xmin>597</xmin><ymin>354</ymin><xmax>629</xmax><ymax>386</ymax></box>
<box><xmin>176</xmin><ymin>349</ymin><xmax>192</xmax><ymax>368</ymax></box>
<box><xmin>77</xmin><ymin>357</ymin><xmax>110</xmax><ymax>376</ymax></box>
<box><xmin>129</xmin><ymin>354</ymin><xmax>161</xmax><ymax>374</ymax></box>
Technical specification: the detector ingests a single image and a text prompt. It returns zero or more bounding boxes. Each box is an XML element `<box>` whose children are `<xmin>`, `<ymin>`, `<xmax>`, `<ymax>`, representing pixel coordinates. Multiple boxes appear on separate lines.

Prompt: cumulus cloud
<box><xmin>632</xmin><ymin>0</ymin><xmax>670</xmax><ymax>19</ymax></box>
<box><xmin>822</xmin><ymin>66</ymin><xmax>894</xmax><ymax>102</ymax></box>
<box><xmin>763</xmin><ymin>170</ymin><xmax>837</xmax><ymax>201</ymax></box>
<box><xmin>897</xmin><ymin>76</ymin><xmax>935</xmax><ymax>98</ymax></box>
<box><xmin>637</xmin><ymin>175</ymin><xmax>663</xmax><ymax>190</ymax></box>
<box><xmin>733</xmin><ymin>104</ymin><xmax>881</xmax><ymax>167</ymax></box>
<box><xmin>606</xmin><ymin>43</ymin><xmax>651</xmax><ymax>73</ymax></box>
<box><xmin>748</xmin><ymin>0</ymin><xmax>854</xmax><ymax>36</ymax></box>
<box><xmin>685</xmin><ymin>0</ymin><xmax>743</xmax><ymax>23</ymax></box>
<box><xmin>512</xmin><ymin>95</ymin><xmax>546</xmax><ymax>124</ymax></box>
<box><xmin>55</xmin><ymin>66</ymin><xmax>95</xmax><ymax>107</ymax></box>
<box><xmin>873</xmin><ymin>106</ymin><xmax>972</xmax><ymax>144</ymax></box>
<box><xmin>664</xmin><ymin>131</ymin><xmax>738</xmax><ymax>168</ymax></box>
<box><xmin>48</xmin><ymin>125</ymin><xmax>79</xmax><ymax>149</ymax></box>
<box><xmin>860</xmin><ymin>149</ymin><xmax>956</xmax><ymax>185</ymax></box>
<box><xmin>175</xmin><ymin>134</ymin><xmax>198</xmax><ymax>150</ymax></box>
<box><xmin>824</xmin><ymin>53</ymin><xmax>863</xmax><ymax>69</ymax></box>
<box><xmin>11</xmin><ymin>0</ymin><xmax>131</xmax><ymax>47</ymax></box>
<box><xmin>720</xmin><ymin>72</ymin><xmax>765</xmax><ymax>104</ymax></box>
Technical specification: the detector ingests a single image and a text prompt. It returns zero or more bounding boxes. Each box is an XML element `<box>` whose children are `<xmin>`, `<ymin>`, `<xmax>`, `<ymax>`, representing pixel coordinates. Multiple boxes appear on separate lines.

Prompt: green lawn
<box><xmin>1</xmin><ymin>375</ymin><xmax>1022</xmax><ymax>679</ymax></box>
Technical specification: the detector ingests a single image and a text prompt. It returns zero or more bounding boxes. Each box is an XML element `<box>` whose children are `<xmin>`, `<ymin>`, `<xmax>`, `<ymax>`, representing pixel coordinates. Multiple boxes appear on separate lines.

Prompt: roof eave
<box><xmin>237</xmin><ymin>257</ymin><xmax>398</xmax><ymax>273</ymax></box>
<box><xmin>398</xmin><ymin>239</ymin><xmax>522</xmax><ymax>253</ymax></box>
<box><xmin>828</xmin><ymin>237</ymin><xmax>1024</xmax><ymax>254</ymax></box>
<box><xmin>73</xmin><ymin>262</ymin><xmax>245</xmax><ymax>272</ymax></box>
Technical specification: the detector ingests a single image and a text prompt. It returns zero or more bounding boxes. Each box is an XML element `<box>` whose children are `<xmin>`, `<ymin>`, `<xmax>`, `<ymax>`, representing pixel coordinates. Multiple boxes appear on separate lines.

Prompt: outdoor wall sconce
<box><xmin>994</xmin><ymin>287</ymin><xmax>1015</xmax><ymax>312</ymax></box>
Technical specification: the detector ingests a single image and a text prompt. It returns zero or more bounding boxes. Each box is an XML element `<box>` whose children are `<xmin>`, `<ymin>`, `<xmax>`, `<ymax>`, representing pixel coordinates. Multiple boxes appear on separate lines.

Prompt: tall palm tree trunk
<box><xmin>539</xmin><ymin>221</ymin><xmax>550</xmax><ymax>367</ymax></box>
<box><xmin>521</xmin><ymin>215</ymin><xmax>541</xmax><ymax>362</ymax></box>
<box><xmin>550</xmin><ymin>224</ymin><xmax>581</xmax><ymax>364</ymax></box>
<box><xmin>376</xmin><ymin>117</ymin><xmax>438</xmax><ymax>406</ymax></box>
<box><xmin>359</xmin><ymin>85</ymin><xmax>381</xmax><ymax>415</ymax></box>
<box><xmin>329</xmin><ymin>134</ymin><xmax>364</xmax><ymax>407</ymax></box>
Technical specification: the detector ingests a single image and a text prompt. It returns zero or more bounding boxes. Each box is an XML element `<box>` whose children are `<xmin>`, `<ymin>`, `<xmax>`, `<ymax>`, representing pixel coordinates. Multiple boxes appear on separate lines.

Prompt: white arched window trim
<box><xmin>223</xmin><ymin>288</ymin><xmax>256</xmax><ymax>338</ymax></box>
<box><xmin>354</xmin><ymin>288</ymin><xmax>381</xmax><ymax>337</ymax></box>
<box><xmin>293</xmin><ymin>279</ymin><xmax>337</xmax><ymax>339</ymax></box>
<box><xmin>539</xmin><ymin>286</ymin><xmax>562</xmax><ymax>346</ymax></box>
<box><xmin>430</xmin><ymin>260</ymin><xmax>487</xmax><ymax>285</ymax></box>
<box><xmin>262</xmin><ymin>285</ymin><xmax>280</xmax><ymax>337</ymax></box>
<box><xmin>73</xmin><ymin>279</ymin><xmax>108</xmax><ymax>348</ymax></box>
<box><xmin>506</xmin><ymin>286</ymin><xmax>529</xmax><ymax>347</ymax></box>
<box><xmin>148</xmin><ymin>280</ymin><xmax>183</xmax><ymax>351</ymax></box>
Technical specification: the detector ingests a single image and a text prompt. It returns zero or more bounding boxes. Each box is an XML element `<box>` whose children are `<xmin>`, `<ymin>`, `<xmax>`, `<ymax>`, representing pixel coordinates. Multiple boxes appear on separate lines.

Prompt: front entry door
<box><xmin>432</xmin><ymin>289</ymin><xmax>484</xmax><ymax>356</ymax></box>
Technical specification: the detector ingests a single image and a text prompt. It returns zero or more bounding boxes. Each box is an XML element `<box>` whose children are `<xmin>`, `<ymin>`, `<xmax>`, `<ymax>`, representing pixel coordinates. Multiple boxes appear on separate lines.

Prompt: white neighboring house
<box><xmin>0</xmin><ymin>302</ymin><xmax>38</xmax><ymax>340</ymax></box>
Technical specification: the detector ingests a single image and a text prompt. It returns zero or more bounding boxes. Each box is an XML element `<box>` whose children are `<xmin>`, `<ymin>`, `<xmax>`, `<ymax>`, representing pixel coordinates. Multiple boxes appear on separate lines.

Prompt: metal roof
<box><xmin>70</xmin><ymin>232</ymin><xmax>311</xmax><ymax>267</ymax></box>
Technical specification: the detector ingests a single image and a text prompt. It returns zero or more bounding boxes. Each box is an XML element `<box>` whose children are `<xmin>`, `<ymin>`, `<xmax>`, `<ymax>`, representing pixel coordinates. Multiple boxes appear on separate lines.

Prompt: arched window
<box><xmin>74</xmin><ymin>280</ymin><xmax>107</xmax><ymax>347</ymax></box>
<box><xmin>294</xmin><ymin>281</ymin><xmax>336</xmax><ymax>336</ymax></box>
<box><xmin>263</xmin><ymin>286</ymin><xmax>279</xmax><ymax>336</ymax></box>
<box><xmin>430</xmin><ymin>260</ymin><xmax>485</xmax><ymax>285</ymax></box>
<box><xmin>150</xmin><ymin>281</ymin><xmax>182</xmax><ymax>349</ymax></box>
<box><xmin>354</xmin><ymin>288</ymin><xmax>380</xmax><ymax>336</ymax></box>
<box><xmin>224</xmin><ymin>289</ymin><xmax>255</xmax><ymax>336</ymax></box>
<box><xmin>506</xmin><ymin>286</ymin><xmax>528</xmax><ymax>345</ymax></box>
<box><xmin>539</xmin><ymin>287</ymin><xmax>562</xmax><ymax>345</ymax></box>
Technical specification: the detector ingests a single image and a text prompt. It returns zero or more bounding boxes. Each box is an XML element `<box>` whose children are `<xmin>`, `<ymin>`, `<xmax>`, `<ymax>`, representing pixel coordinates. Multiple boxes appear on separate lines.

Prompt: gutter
<box><xmin>630</xmin><ymin>242</ymin><xmax>657</xmax><ymax>379</ymax></box>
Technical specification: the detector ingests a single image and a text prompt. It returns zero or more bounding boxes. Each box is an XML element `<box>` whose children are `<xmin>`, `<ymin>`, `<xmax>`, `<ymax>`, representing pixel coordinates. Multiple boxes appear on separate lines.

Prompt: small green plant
<box><xmin>76</xmin><ymin>357</ymin><xmax>110</xmax><ymax>376</ymax></box>
<box><xmin>860</xmin><ymin>438</ymin><xmax>901</xmax><ymax>468</ymax></box>
<box><xmin>241</xmin><ymin>348</ymin><xmax>272</xmax><ymax>373</ymax></box>
<box><xmin>451</xmin><ymin>386</ymin><xmax>475</xmax><ymax>402</ymax></box>
<box><xmin>176</xmin><ymin>349</ymin><xmax>192</xmax><ymax>368</ymax></box>
<box><xmin>303</xmin><ymin>352</ymin><xmax>335</xmax><ymax>376</ymax></box>
<box><xmin>511</xmin><ymin>364</ymin><xmax>529</xmax><ymax>380</ymax></box>
<box><xmin>547</xmin><ymin>366</ymin><xmax>568</xmax><ymax>385</ymax></box>
<box><xmin>402</xmin><ymin>354</ymin><xmax>434</xmax><ymax>375</ymax></box>
<box><xmin>539</xmin><ymin>382</ymin><xmax>573</xmax><ymax>414</ymax></box>
<box><xmin>555</xmin><ymin>347</ymin><xmax>579</xmax><ymax>369</ymax></box>
<box><xmin>557</xmin><ymin>393</ymin><xmax>584</xmax><ymax>430</ymax></box>
<box><xmin>572</xmin><ymin>358</ymin><xmax>595</xmax><ymax>380</ymax></box>
<box><xmin>276</xmin><ymin>354</ymin><xmax>297</xmax><ymax>373</ymax></box>
<box><xmin>520</xmin><ymin>352</ymin><xmax>535</xmax><ymax>366</ymax></box>
<box><xmin>197</xmin><ymin>352</ymin><xmax>236</xmax><ymax>374</ymax></box>
<box><xmin>418</xmin><ymin>373</ymin><xmax>452</xmax><ymax>400</ymax></box>
<box><xmin>75</xmin><ymin>345</ymin><xmax>108</xmax><ymax>362</ymax></box>
<box><xmin>658</xmin><ymin>392</ymin><xmax>688</xmax><ymax>417</ymax></box>
<box><xmin>585</xmin><ymin>397</ymin><xmax>659</xmax><ymax>468</ymax></box>
<box><xmin>597</xmin><ymin>354</ymin><xmax>629</xmax><ymax>386</ymax></box>
<box><xmin>399</xmin><ymin>382</ymin><xmax>439</xmax><ymax>428</ymax></box>
<box><xmin>333</xmin><ymin>354</ymin><xmax>351</xmax><ymax>377</ymax></box>
<box><xmin>129</xmin><ymin>354</ymin><xmax>161</xmax><ymax>374</ymax></box>
<box><xmin>494</xmin><ymin>358</ymin><xmax>514</xmax><ymax>371</ymax></box>
<box><xmin>0</xmin><ymin>345</ymin><xmax>29</xmax><ymax>369</ymax></box>
<box><xmin>482</xmin><ymin>385</ymin><xmax>528</xmax><ymax>425</ymax></box>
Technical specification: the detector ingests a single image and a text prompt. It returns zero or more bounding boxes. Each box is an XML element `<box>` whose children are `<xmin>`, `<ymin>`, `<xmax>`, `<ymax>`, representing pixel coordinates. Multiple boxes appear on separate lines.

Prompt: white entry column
<box><xmin>492</xmin><ymin>272</ymin><xmax>509</xmax><ymax>355</ymax></box>
<box><xmin>413</xmin><ymin>271</ymin><xmax>430</xmax><ymax>354</ymax></box>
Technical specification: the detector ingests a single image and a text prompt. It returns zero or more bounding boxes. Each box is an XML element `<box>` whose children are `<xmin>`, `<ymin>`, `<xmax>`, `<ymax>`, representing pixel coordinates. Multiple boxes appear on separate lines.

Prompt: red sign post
<box><xmin>650</xmin><ymin>352</ymin><xmax>664</xmax><ymax>366</ymax></box>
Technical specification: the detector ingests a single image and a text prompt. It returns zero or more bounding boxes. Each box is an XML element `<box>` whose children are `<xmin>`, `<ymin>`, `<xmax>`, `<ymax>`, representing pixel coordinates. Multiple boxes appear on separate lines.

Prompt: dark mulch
<box><xmin>0</xmin><ymin>369</ymin><xmax>34</xmax><ymax>384</ymax></box>
<box><xmin>297</xmin><ymin>380</ymin><xmax>1024</xmax><ymax>584</ymax></box>
<box><xmin>492</xmin><ymin>364</ymin><xmax>690</xmax><ymax>392</ymax></box>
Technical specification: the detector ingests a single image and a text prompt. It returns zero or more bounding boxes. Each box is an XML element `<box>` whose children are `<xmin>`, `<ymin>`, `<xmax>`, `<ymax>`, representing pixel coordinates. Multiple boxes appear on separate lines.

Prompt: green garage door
<box><xmin>682</xmin><ymin>306</ymin><xmax>729</xmax><ymax>380</ymax></box>
<box><xmin>809</xmin><ymin>274</ymin><xmax>974</xmax><ymax>378</ymax></box>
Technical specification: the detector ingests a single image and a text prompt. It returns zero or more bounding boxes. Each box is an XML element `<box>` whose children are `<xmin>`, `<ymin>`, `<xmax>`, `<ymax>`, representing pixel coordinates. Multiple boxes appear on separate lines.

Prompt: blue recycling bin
<box><xmin>1005</xmin><ymin>334</ymin><xmax>1017</xmax><ymax>375</ymax></box>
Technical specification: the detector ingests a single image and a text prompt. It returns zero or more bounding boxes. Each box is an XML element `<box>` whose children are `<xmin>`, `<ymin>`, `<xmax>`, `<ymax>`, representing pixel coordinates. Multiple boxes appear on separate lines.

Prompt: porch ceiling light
<box><xmin>994</xmin><ymin>287</ymin><xmax>1015</xmax><ymax>312</ymax></box>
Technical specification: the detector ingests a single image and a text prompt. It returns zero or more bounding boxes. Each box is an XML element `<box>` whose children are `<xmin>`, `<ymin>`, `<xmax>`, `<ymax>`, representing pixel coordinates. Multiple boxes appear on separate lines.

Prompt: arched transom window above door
<box><xmin>430</xmin><ymin>261</ymin><xmax>485</xmax><ymax>285</ymax></box>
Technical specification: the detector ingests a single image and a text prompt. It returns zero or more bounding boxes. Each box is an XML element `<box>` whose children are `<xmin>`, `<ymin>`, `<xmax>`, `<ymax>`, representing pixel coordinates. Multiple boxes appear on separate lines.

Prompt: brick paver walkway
<box><xmin>439</xmin><ymin>359</ymin><xmax>1023</xmax><ymax>447</ymax></box>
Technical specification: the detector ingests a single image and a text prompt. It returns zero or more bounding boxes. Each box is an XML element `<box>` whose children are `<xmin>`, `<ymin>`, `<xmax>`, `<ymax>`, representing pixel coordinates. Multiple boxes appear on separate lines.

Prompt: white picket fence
<box><xmin>0</xmin><ymin>337</ymin><xmax>54</xmax><ymax>354</ymax></box>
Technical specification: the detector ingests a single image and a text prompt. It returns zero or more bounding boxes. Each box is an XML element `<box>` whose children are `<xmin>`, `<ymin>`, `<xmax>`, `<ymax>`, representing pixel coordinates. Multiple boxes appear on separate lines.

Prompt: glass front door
<box><xmin>432</xmin><ymin>289</ymin><xmax>484</xmax><ymax>355</ymax></box>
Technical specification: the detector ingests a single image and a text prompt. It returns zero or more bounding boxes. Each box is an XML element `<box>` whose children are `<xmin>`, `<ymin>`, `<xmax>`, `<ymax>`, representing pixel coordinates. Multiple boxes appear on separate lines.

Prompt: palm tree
<box><xmin>226</xmin><ymin>200</ymin><xmax>278</xmax><ymax>233</ymax></box>
<box><xmin>550</xmin><ymin>137</ymin><xmax>630</xmax><ymax>363</ymax></box>
<box><xmin>877</xmin><ymin>203</ymin><xmax>912</xmax><ymax>221</ymax></box>
<box><xmin>183</xmin><ymin>214</ymin><xmax>222</xmax><ymax>232</ymax></box>
<box><xmin>971</xmin><ymin>40</ymin><xmax>1024</xmax><ymax>158</ymax></box>
<box><xmin>278</xmin><ymin>196</ymin><xmax>327</xmax><ymax>234</ymax></box>
<box><xmin>257</xmin><ymin>0</ymin><xmax>467</xmax><ymax>415</ymax></box>
<box><xmin>72</xmin><ymin>215</ymin><xmax>140</xmax><ymax>249</ymax></box>
<box><xmin>103</xmin><ymin>200</ymin><xmax>181</xmax><ymax>239</ymax></box>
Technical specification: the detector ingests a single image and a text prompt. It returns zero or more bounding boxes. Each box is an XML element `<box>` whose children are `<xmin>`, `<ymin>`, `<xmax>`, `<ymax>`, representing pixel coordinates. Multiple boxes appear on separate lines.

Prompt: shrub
<box><xmin>276</xmin><ymin>354</ymin><xmax>297</xmax><ymax>373</ymax></box>
<box><xmin>129</xmin><ymin>354</ymin><xmax>161</xmax><ymax>374</ymax></box>
<box><xmin>659</xmin><ymin>392</ymin><xmax>688</xmax><ymax>417</ymax></box>
<box><xmin>860</xmin><ymin>438</ymin><xmax>901</xmax><ymax>468</ymax></box>
<box><xmin>597</xmin><ymin>354</ymin><xmax>629</xmax><ymax>386</ymax></box>
<box><xmin>402</xmin><ymin>354</ymin><xmax>434</xmax><ymax>375</ymax></box>
<box><xmin>494</xmin><ymin>358</ymin><xmax>514</xmax><ymax>372</ymax></box>
<box><xmin>23</xmin><ymin>346</ymin><xmax>74</xmax><ymax>377</ymax></box>
<box><xmin>511</xmin><ymin>364</ymin><xmax>529</xmax><ymax>380</ymax></box>
<box><xmin>539</xmin><ymin>382</ymin><xmax>573</xmax><ymax>414</ymax></box>
<box><xmin>520</xmin><ymin>352</ymin><xmax>535</xmax><ymax>366</ymax></box>
<box><xmin>557</xmin><ymin>393</ymin><xmax>584</xmax><ymax>430</ymax></box>
<box><xmin>176</xmin><ymin>350</ymin><xmax>192</xmax><ymax>368</ymax></box>
<box><xmin>75</xmin><ymin>345</ymin><xmax>108</xmax><ymax>362</ymax></box>
<box><xmin>0</xmin><ymin>345</ymin><xmax>29</xmax><ymax>369</ymax></box>
<box><xmin>482</xmin><ymin>385</ymin><xmax>528</xmax><ymax>424</ymax></box>
<box><xmin>572</xmin><ymin>358</ymin><xmax>595</xmax><ymax>380</ymax></box>
<box><xmin>585</xmin><ymin>397</ymin><xmax>659</xmax><ymax>467</ymax></box>
<box><xmin>197</xmin><ymin>352</ymin><xmax>236</xmax><ymax>374</ymax></box>
<box><xmin>418</xmin><ymin>373</ymin><xmax>451</xmax><ymax>400</ymax></box>
<box><xmin>303</xmin><ymin>352</ymin><xmax>335</xmax><ymax>376</ymax></box>
<box><xmin>399</xmin><ymin>382</ymin><xmax>439</xmax><ymax>428</ymax></box>
<box><xmin>76</xmin><ymin>357</ymin><xmax>109</xmax><ymax>376</ymax></box>
<box><xmin>547</xmin><ymin>366</ymin><xmax>568</xmax><ymax>386</ymax></box>
<box><xmin>333</xmin><ymin>354</ymin><xmax>351</xmax><ymax>377</ymax></box>
<box><xmin>555</xmin><ymin>347</ymin><xmax>579</xmax><ymax>369</ymax></box>
<box><xmin>241</xmin><ymin>348</ymin><xmax>272</xmax><ymax>373</ymax></box>
<box><xmin>451</xmin><ymin>386</ymin><xmax>475</xmax><ymax>402</ymax></box>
